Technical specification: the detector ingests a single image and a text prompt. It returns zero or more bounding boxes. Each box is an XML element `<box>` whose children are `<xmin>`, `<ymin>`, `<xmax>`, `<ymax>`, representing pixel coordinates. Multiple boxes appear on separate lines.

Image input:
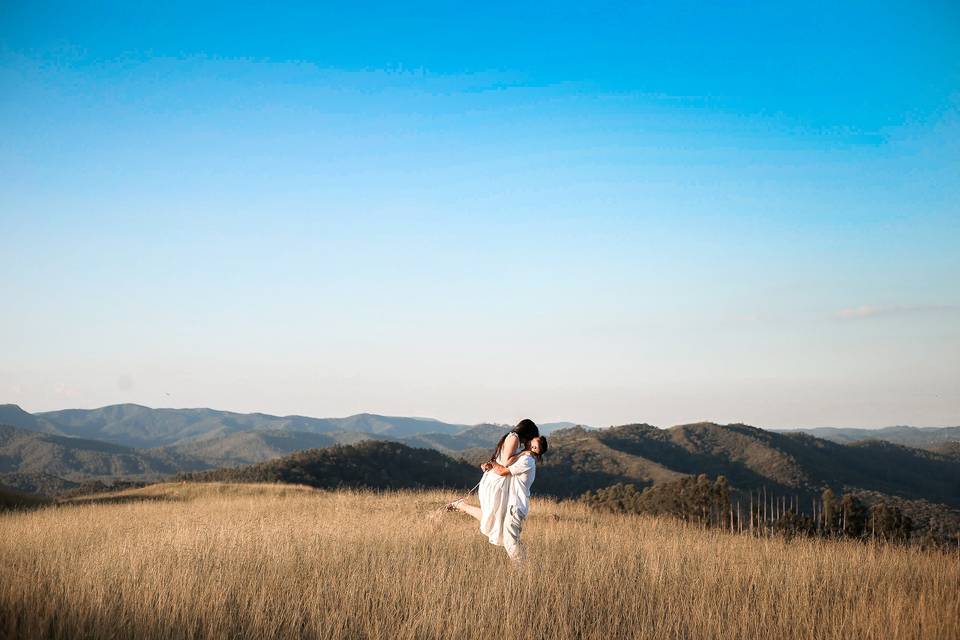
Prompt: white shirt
<box><xmin>507</xmin><ymin>453</ymin><xmax>537</xmax><ymax>519</ymax></box>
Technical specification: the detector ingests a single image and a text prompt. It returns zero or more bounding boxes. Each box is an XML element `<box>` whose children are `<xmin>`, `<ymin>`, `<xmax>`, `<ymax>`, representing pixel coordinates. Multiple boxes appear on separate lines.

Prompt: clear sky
<box><xmin>2</xmin><ymin>2</ymin><xmax>958</xmax><ymax>428</ymax></box>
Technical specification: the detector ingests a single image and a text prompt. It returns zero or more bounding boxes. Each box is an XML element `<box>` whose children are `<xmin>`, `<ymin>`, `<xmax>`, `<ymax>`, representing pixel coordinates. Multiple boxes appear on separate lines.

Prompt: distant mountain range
<box><xmin>0</xmin><ymin>404</ymin><xmax>596</xmax><ymax>489</ymax></box>
<box><xmin>527</xmin><ymin>424</ymin><xmax>960</xmax><ymax>507</ymax></box>
<box><xmin>0</xmin><ymin>403</ymin><xmax>589</xmax><ymax>449</ymax></box>
<box><xmin>776</xmin><ymin>426</ymin><xmax>960</xmax><ymax>451</ymax></box>
<box><xmin>0</xmin><ymin>423</ymin><xmax>205</xmax><ymax>482</ymax></box>
<box><xmin>1</xmin><ymin>403</ymin><xmax>958</xmax><ymax>532</ymax></box>
<box><xmin>16</xmin><ymin>404</ymin><xmax>472</xmax><ymax>448</ymax></box>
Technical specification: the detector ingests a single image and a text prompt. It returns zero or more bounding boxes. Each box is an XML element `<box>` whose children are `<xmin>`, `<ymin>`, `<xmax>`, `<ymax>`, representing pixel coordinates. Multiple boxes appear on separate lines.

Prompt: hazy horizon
<box><xmin>4</xmin><ymin>399</ymin><xmax>958</xmax><ymax>432</ymax></box>
<box><xmin>2</xmin><ymin>3</ymin><xmax>958</xmax><ymax>429</ymax></box>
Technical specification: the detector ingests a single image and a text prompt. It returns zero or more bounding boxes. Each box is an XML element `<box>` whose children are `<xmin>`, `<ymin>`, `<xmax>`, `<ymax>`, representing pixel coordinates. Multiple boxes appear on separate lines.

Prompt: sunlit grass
<box><xmin>1</xmin><ymin>482</ymin><xmax>957</xmax><ymax>639</ymax></box>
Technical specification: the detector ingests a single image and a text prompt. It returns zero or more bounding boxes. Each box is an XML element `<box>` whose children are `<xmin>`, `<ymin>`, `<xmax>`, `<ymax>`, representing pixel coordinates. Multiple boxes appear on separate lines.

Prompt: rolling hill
<box><xmin>0</xmin><ymin>424</ymin><xmax>207</xmax><ymax>482</ymax></box>
<box><xmin>149</xmin><ymin>429</ymin><xmax>344</xmax><ymax>468</ymax></box>
<box><xmin>10</xmin><ymin>404</ymin><xmax>586</xmax><ymax>453</ymax></box>
<box><xmin>153</xmin><ymin>422</ymin><xmax>510</xmax><ymax>467</ymax></box>
<box><xmin>538</xmin><ymin>421</ymin><xmax>596</xmax><ymax>434</ymax></box>
<box><xmin>461</xmin><ymin>423</ymin><xmax>960</xmax><ymax>508</ymax></box>
<box><xmin>178</xmin><ymin>440</ymin><xmax>480</xmax><ymax>491</ymax></box>
<box><xmin>393</xmin><ymin>423</ymin><xmax>506</xmax><ymax>454</ymax></box>
<box><xmin>27</xmin><ymin>404</ymin><xmax>472</xmax><ymax>448</ymax></box>
<box><xmin>0</xmin><ymin>404</ymin><xmax>62</xmax><ymax>434</ymax></box>
<box><xmin>775</xmin><ymin>426</ymin><xmax>960</xmax><ymax>450</ymax></box>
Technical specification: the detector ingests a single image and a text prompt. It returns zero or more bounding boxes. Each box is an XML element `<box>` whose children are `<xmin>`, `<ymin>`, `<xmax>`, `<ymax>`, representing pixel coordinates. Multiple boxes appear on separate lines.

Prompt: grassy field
<box><xmin>1</xmin><ymin>482</ymin><xmax>957</xmax><ymax>640</ymax></box>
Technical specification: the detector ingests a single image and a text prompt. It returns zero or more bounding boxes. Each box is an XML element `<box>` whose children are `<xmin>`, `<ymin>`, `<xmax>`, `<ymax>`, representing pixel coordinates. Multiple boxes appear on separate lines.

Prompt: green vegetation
<box><xmin>0</xmin><ymin>424</ymin><xmax>206</xmax><ymax>482</ymax></box>
<box><xmin>178</xmin><ymin>440</ymin><xmax>479</xmax><ymax>490</ymax></box>
<box><xmin>579</xmin><ymin>476</ymin><xmax>943</xmax><ymax>546</ymax></box>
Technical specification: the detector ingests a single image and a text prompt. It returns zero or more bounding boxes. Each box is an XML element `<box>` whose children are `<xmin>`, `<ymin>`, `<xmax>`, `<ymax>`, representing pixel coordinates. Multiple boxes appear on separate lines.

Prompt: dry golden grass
<box><xmin>1</xmin><ymin>482</ymin><xmax>957</xmax><ymax>640</ymax></box>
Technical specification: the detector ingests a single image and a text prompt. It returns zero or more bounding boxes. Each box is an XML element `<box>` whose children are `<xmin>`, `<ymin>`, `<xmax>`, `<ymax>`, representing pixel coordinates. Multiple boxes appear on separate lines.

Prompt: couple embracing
<box><xmin>449</xmin><ymin>419</ymin><xmax>548</xmax><ymax>563</ymax></box>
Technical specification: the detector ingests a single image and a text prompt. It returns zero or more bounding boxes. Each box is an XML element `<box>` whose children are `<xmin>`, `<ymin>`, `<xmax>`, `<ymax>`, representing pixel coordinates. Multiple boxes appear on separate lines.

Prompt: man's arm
<box><xmin>502</xmin><ymin>451</ymin><xmax>526</xmax><ymax>466</ymax></box>
<box><xmin>482</xmin><ymin>455</ymin><xmax>533</xmax><ymax>477</ymax></box>
<box><xmin>483</xmin><ymin>461</ymin><xmax>512</xmax><ymax>476</ymax></box>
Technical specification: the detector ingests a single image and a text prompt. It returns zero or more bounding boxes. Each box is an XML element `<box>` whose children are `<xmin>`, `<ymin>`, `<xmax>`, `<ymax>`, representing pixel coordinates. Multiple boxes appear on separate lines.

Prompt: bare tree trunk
<box><xmin>762</xmin><ymin>486</ymin><xmax>767</xmax><ymax>532</ymax></box>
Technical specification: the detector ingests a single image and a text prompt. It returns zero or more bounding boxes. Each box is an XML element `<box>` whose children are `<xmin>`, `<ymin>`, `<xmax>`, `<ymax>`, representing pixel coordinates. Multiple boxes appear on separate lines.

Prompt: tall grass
<box><xmin>1</xmin><ymin>482</ymin><xmax>957</xmax><ymax>639</ymax></box>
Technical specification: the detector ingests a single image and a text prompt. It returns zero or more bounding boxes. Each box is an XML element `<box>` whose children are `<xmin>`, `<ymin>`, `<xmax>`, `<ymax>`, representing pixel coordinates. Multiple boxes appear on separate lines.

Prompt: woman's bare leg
<box><xmin>455</xmin><ymin>501</ymin><xmax>482</xmax><ymax>521</ymax></box>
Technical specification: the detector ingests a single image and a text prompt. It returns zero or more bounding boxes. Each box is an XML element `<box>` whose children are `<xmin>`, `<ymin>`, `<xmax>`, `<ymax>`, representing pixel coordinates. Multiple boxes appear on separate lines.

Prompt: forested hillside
<box><xmin>178</xmin><ymin>441</ymin><xmax>480</xmax><ymax>491</ymax></box>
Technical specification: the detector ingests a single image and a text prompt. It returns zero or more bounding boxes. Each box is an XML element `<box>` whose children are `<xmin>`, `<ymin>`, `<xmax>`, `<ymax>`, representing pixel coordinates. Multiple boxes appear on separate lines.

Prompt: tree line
<box><xmin>579</xmin><ymin>475</ymin><xmax>935</xmax><ymax>546</ymax></box>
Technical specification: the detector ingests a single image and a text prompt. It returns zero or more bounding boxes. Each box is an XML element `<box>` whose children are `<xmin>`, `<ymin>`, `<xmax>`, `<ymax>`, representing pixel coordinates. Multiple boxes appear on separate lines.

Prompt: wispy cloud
<box><xmin>835</xmin><ymin>304</ymin><xmax>959</xmax><ymax>320</ymax></box>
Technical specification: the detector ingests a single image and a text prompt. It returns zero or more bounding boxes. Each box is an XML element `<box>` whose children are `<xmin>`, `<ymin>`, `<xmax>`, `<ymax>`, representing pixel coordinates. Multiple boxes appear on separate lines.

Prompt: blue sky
<box><xmin>2</xmin><ymin>2</ymin><xmax>958</xmax><ymax>427</ymax></box>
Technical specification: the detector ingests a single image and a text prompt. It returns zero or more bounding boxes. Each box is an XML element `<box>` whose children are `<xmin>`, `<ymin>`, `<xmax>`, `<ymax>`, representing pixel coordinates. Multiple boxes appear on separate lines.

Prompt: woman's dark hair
<box><xmin>490</xmin><ymin>418</ymin><xmax>540</xmax><ymax>463</ymax></box>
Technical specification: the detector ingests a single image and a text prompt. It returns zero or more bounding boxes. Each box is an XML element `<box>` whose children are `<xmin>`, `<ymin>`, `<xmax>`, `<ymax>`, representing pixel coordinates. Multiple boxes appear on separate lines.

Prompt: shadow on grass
<box><xmin>0</xmin><ymin>489</ymin><xmax>54</xmax><ymax>512</ymax></box>
<box><xmin>59</xmin><ymin>494</ymin><xmax>182</xmax><ymax>506</ymax></box>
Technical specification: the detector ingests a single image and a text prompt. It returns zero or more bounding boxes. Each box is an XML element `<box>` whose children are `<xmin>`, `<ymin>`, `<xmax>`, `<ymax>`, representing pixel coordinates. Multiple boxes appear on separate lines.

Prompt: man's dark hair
<box><xmin>532</xmin><ymin>435</ymin><xmax>548</xmax><ymax>461</ymax></box>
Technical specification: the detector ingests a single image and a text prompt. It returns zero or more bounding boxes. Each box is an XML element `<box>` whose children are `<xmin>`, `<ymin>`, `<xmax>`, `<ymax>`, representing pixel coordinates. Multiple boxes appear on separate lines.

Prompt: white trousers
<box><xmin>503</xmin><ymin>504</ymin><xmax>527</xmax><ymax>563</ymax></box>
